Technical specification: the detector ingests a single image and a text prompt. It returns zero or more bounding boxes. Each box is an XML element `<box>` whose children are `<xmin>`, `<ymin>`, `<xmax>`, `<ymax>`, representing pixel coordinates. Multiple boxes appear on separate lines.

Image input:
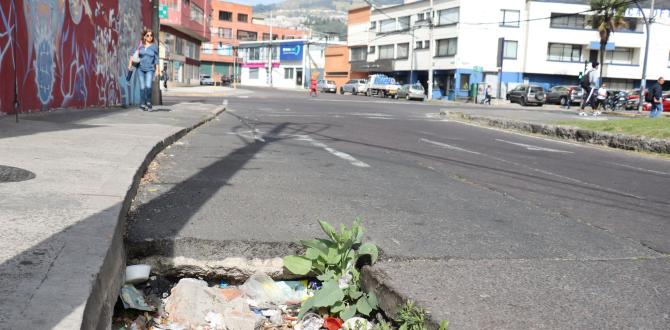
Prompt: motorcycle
<box><xmin>606</xmin><ymin>91</ymin><xmax>627</xmax><ymax>111</ymax></box>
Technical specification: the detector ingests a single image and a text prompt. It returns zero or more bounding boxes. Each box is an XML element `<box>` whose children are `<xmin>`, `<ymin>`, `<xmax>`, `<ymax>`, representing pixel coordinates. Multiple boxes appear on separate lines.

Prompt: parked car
<box><xmin>506</xmin><ymin>85</ymin><xmax>546</xmax><ymax>106</ymax></box>
<box><xmin>317</xmin><ymin>80</ymin><xmax>337</xmax><ymax>93</ymax></box>
<box><xmin>545</xmin><ymin>85</ymin><xmax>582</xmax><ymax>105</ymax></box>
<box><xmin>397</xmin><ymin>83</ymin><xmax>426</xmax><ymax>101</ymax></box>
<box><xmin>625</xmin><ymin>89</ymin><xmax>650</xmax><ymax>110</ymax></box>
<box><xmin>200</xmin><ymin>75</ymin><xmax>214</xmax><ymax>86</ymax></box>
<box><xmin>340</xmin><ymin>79</ymin><xmax>367</xmax><ymax>95</ymax></box>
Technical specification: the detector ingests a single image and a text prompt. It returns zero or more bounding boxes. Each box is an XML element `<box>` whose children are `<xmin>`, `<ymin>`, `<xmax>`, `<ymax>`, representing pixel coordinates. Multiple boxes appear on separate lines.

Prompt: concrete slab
<box><xmin>0</xmin><ymin>103</ymin><xmax>224</xmax><ymax>329</ymax></box>
<box><xmin>363</xmin><ymin>258</ymin><xmax>670</xmax><ymax>329</ymax></box>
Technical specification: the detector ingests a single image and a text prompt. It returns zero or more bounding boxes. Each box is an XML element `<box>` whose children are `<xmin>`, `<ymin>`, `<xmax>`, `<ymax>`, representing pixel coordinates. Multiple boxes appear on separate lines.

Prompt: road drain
<box><xmin>0</xmin><ymin>165</ymin><xmax>36</xmax><ymax>183</ymax></box>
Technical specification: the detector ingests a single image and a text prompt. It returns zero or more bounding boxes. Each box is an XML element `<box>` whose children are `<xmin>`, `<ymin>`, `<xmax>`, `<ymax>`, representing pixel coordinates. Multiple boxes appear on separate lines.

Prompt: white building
<box><xmin>350</xmin><ymin>0</ymin><xmax>670</xmax><ymax>99</ymax></box>
<box><xmin>238</xmin><ymin>39</ymin><xmax>338</xmax><ymax>89</ymax></box>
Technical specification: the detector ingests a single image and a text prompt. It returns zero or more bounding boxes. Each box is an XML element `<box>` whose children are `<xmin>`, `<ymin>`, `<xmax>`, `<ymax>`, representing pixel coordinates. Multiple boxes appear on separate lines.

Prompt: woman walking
<box><xmin>128</xmin><ymin>29</ymin><xmax>159</xmax><ymax>111</ymax></box>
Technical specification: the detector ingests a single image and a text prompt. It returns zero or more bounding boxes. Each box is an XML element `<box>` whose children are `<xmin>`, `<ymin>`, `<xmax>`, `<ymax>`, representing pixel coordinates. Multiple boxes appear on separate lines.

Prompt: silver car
<box><xmin>317</xmin><ymin>80</ymin><xmax>337</xmax><ymax>93</ymax></box>
<box><xmin>397</xmin><ymin>84</ymin><xmax>426</xmax><ymax>101</ymax></box>
<box><xmin>340</xmin><ymin>79</ymin><xmax>367</xmax><ymax>95</ymax></box>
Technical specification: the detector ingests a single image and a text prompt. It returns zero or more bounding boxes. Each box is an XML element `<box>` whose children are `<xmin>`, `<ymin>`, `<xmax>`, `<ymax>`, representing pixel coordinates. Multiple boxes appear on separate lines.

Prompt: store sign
<box><xmin>589</xmin><ymin>41</ymin><xmax>614</xmax><ymax>50</ymax></box>
<box><xmin>159</xmin><ymin>4</ymin><xmax>168</xmax><ymax>19</ymax></box>
<box><xmin>280</xmin><ymin>42</ymin><xmax>303</xmax><ymax>62</ymax></box>
<box><xmin>350</xmin><ymin>60</ymin><xmax>393</xmax><ymax>72</ymax></box>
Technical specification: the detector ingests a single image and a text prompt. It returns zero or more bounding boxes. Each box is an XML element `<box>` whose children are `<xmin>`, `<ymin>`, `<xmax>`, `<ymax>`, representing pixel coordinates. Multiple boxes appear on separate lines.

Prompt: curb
<box><xmin>361</xmin><ymin>265</ymin><xmax>442</xmax><ymax>330</ymax></box>
<box><xmin>445</xmin><ymin>111</ymin><xmax>670</xmax><ymax>154</ymax></box>
<box><xmin>80</xmin><ymin>106</ymin><xmax>226</xmax><ymax>329</ymax></box>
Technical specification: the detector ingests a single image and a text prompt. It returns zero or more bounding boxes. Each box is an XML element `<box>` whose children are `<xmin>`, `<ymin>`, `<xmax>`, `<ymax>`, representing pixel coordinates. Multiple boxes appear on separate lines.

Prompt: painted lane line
<box><xmin>420</xmin><ymin>138</ymin><xmax>482</xmax><ymax>155</ymax></box>
<box><xmin>612</xmin><ymin>162</ymin><xmax>670</xmax><ymax>176</ymax></box>
<box><xmin>495</xmin><ymin>139</ymin><xmax>573</xmax><ymax>153</ymax></box>
<box><xmin>294</xmin><ymin>135</ymin><xmax>370</xmax><ymax>168</ymax></box>
<box><xmin>365</xmin><ymin>116</ymin><xmax>394</xmax><ymax>120</ymax></box>
<box><xmin>237</xmin><ymin>95</ymin><xmax>249</xmax><ymax>98</ymax></box>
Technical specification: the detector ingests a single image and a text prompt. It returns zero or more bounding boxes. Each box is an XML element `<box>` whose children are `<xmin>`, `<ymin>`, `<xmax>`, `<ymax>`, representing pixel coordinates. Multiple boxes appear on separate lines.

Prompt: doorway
<box><xmin>296</xmin><ymin>69</ymin><xmax>303</xmax><ymax>87</ymax></box>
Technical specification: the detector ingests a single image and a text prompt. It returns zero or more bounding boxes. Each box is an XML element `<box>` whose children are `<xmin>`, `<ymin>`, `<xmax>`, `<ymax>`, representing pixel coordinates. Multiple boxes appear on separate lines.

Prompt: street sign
<box><xmin>159</xmin><ymin>4</ymin><xmax>168</xmax><ymax>19</ymax></box>
<box><xmin>473</xmin><ymin>66</ymin><xmax>483</xmax><ymax>73</ymax></box>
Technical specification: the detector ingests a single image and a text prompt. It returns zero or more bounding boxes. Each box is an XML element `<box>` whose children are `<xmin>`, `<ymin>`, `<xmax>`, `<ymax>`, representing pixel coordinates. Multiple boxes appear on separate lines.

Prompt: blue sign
<box><xmin>589</xmin><ymin>41</ymin><xmax>615</xmax><ymax>50</ymax></box>
<box><xmin>280</xmin><ymin>42</ymin><xmax>303</xmax><ymax>62</ymax></box>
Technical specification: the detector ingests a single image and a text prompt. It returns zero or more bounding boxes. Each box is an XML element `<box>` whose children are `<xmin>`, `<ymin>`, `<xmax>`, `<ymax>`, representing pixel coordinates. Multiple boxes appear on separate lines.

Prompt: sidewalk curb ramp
<box><xmin>446</xmin><ymin>111</ymin><xmax>670</xmax><ymax>154</ymax></box>
<box><xmin>82</xmin><ymin>106</ymin><xmax>225</xmax><ymax>329</ymax></box>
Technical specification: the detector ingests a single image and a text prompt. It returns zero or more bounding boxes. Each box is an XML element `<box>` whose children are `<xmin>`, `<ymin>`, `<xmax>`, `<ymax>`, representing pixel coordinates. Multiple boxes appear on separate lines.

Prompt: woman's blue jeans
<box><xmin>137</xmin><ymin>70</ymin><xmax>154</xmax><ymax>106</ymax></box>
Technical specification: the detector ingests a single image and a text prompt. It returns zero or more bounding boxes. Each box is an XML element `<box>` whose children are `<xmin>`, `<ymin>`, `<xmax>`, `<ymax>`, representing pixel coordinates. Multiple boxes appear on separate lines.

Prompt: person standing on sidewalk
<box><xmin>580</xmin><ymin>61</ymin><xmax>599</xmax><ymax>116</ymax></box>
<box><xmin>484</xmin><ymin>85</ymin><xmax>492</xmax><ymax>105</ymax></box>
<box><xmin>128</xmin><ymin>29</ymin><xmax>159</xmax><ymax>111</ymax></box>
<box><xmin>564</xmin><ymin>87</ymin><xmax>573</xmax><ymax>109</ymax></box>
<box><xmin>309</xmin><ymin>78</ymin><xmax>318</xmax><ymax>97</ymax></box>
<box><xmin>649</xmin><ymin>77</ymin><xmax>665</xmax><ymax>118</ymax></box>
<box><xmin>595</xmin><ymin>83</ymin><xmax>607</xmax><ymax>115</ymax></box>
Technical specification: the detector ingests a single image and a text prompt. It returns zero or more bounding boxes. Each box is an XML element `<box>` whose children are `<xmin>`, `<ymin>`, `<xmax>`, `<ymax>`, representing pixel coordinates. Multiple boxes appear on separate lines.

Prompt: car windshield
<box><xmin>530</xmin><ymin>87</ymin><xmax>543</xmax><ymax>93</ymax></box>
<box><xmin>411</xmin><ymin>84</ymin><xmax>424</xmax><ymax>91</ymax></box>
<box><xmin>327</xmin><ymin>81</ymin><xmax>335</xmax><ymax>84</ymax></box>
<box><xmin>202</xmin><ymin>75</ymin><xmax>211</xmax><ymax>79</ymax></box>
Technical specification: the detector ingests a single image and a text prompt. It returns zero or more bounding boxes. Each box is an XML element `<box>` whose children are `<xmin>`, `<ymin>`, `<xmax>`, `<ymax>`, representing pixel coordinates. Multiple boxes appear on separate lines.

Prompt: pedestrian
<box><xmin>564</xmin><ymin>87</ymin><xmax>573</xmax><ymax>109</ymax></box>
<box><xmin>484</xmin><ymin>85</ymin><xmax>492</xmax><ymax>105</ymax></box>
<box><xmin>649</xmin><ymin>77</ymin><xmax>665</xmax><ymax>118</ymax></box>
<box><xmin>162</xmin><ymin>69</ymin><xmax>169</xmax><ymax>91</ymax></box>
<box><xmin>128</xmin><ymin>29</ymin><xmax>159</xmax><ymax>111</ymax></box>
<box><xmin>579</xmin><ymin>61</ymin><xmax>599</xmax><ymax>116</ymax></box>
<box><xmin>595</xmin><ymin>83</ymin><xmax>607</xmax><ymax>115</ymax></box>
<box><xmin>309</xmin><ymin>78</ymin><xmax>318</xmax><ymax>97</ymax></box>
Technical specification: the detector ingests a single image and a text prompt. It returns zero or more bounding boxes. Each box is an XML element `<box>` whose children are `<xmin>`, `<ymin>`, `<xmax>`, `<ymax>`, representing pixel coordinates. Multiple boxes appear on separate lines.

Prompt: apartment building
<box><xmin>350</xmin><ymin>0</ymin><xmax>670</xmax><ymax>100</ymax></box>
<box><xmin>159</xmin><ymin>0</ymin><xmax>210</xmax><ymax>86</ymax></box>
<box><xmin>200</xmin><ymin>1</ymin><xmax>306</xmax><ymax>83</ymax></box>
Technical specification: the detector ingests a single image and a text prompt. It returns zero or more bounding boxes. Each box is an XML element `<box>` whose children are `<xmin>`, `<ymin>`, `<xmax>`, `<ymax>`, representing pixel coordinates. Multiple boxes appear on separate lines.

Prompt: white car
<box><xmin>200</xmin><ymin>75</ymin><xmax>214</xmax><ymax>86</ymax></box>
<box><xmin>317</xmin><ymin>80</ymin><xmax>337</xmax><ymax>93</ymax></box>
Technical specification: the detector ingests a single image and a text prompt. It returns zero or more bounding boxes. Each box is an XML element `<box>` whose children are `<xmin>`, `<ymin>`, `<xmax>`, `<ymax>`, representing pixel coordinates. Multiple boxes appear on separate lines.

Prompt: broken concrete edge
<box><xmin>445</xmin><ymin>111</ymin><xmax>670</xmax><ymax>154</ymax></box>
<box><xmin>80</xmin><ymin>106</ymin><xmax>226</xmax><ymax>330</ymax></box>
<box><xmin>361</xmin><ymin>265</ymin><xmax>442</xmax><ymax>330</ymax></box>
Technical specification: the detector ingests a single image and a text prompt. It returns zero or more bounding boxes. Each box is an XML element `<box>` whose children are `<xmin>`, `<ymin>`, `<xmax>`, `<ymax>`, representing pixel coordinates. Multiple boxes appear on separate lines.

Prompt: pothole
<box><xmin>0</xmin><ymin>165</ymin><xmax>36</xmax><ymax>183</ymax></box>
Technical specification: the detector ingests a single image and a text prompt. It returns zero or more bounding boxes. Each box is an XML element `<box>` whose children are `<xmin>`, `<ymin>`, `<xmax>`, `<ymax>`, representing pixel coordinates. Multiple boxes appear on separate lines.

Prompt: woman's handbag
<box><xmin>131</xmin><ymin>49</ymin><xmax>140</xmax><ymax>66</ymax></box>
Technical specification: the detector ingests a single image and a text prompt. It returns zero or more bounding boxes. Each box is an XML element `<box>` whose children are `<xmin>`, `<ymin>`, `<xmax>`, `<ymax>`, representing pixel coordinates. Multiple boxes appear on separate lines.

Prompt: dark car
<box><xmin>506</xmin><ymin>85</ymin><xmax>546</xmax><ymax>106</ymax></box>
<box><xmin>545</xmin><ymin>85</ymin><xmax>582</xmax><ymax>105</ymax></box>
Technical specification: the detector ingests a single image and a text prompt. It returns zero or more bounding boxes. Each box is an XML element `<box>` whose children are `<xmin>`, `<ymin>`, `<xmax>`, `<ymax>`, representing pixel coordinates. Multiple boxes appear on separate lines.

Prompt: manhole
<box><xmin>0</xmin><ymin>165</ymin><xmax>36</xmax><ymax>183</ymax></box>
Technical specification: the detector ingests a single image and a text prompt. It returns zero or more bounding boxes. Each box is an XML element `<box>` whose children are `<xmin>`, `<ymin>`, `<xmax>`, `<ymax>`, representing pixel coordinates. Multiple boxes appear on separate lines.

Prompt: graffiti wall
<box><xmin>0</xmin><ymin>0</ymin><xmax>152</xmax><ymax>113</ymax></box>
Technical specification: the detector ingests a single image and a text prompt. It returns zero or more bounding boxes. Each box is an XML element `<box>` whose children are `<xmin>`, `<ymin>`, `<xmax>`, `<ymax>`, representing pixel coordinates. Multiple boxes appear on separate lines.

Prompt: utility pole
<box><xmin>409</xmin><ymin>27</ymin><xmax>415</xmax><ymax>84</ymax></box>
<box><xmin>427</xmin><ymin>0</ymin><xmax>434</xmax><ymax>100</ymax></box>
<box><xmin>151</xmin><ymin>0</ymin><xmax>161</xmax><ymax>105</ymax></box>
<box><xmin>636</xmin><ymin>0</ymin><xmax>654</xmax><ymax>112</ymax></box>
<box><xmin>268</xmin><ymin>10</ymin><xmax>274</xmax><ymax>87</ymax></box>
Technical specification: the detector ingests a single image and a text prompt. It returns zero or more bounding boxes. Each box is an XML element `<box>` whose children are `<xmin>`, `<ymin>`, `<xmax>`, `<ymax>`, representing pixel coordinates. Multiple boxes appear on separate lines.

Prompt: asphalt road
<box><xmin>130</xmin><ymin>87</ymin><xmax>670</xmax><ymax>328</ymax></box>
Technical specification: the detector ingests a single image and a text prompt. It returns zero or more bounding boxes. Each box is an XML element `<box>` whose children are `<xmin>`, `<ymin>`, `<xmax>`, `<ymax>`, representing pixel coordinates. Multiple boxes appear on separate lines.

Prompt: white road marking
<box><xmin>495</xmin><ymin>139</ymin><xmax>574</xmax><ymax>153</ymax></box>
<box><xmin>227</xmin><ymin>129</ymin><xmax>265</xmax><ymax>142</ymax></box>
<box><xmin>237</xmin><ymin>95</ymin><xmax>249</xmax><ymax>98</ymax></box>
<box><xmin>612</xmin><ymin>162</ymin><xmax>670</xmax><ymax>176</ymax></box>
<box><xmin>420</xmin><ymin>138</ymin><xmax>482</xmax><ymax>155</ymax></box>
<box><xmin>347</xmin><ymin>113</ymin><xmax>392</xmax><ymax>117</ymax></box>
<box><xmin>365</xmin><ymin>116</ymin><xmax>393</xmax><ymax>119</ymax></box>
<box><xmin>294</xmin><ymin>135</ymin><xmax>370</xmax><ymax>168</ymax></box>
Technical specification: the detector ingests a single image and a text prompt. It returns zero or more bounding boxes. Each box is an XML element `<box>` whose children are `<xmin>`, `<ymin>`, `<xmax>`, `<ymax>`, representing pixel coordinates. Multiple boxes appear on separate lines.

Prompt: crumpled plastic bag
<box><xmin>296</xmin><ymin>313</ymin><xmax>324</xmax><ymax>330</ymax></box>
<box><xmin>240</xmin><ymin>273</ymin><xmax>295</xmax><ymax>306</ymax></box>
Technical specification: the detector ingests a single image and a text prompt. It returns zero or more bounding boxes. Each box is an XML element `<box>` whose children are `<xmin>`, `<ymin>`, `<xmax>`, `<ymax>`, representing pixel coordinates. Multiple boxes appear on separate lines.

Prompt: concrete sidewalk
<box><xmin>0</xmin><ymin>103</ymin><xmax>224</xmax><ymax>329</ymax></box>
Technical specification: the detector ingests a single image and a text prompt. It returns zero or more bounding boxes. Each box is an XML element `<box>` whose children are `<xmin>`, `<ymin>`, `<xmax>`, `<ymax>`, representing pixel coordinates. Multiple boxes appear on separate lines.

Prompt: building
<box><xmin>200</xmin><ymin>1</ymin><xmax>306</xmax><ymax>83</ymax></box>
<box><xmin>350</xmin><ymin>0</ymin><xmax>670</xmax><ymax>100</ymax></box>
<box><xmin>237</xmin><ymin>39</ymin><xmax>338</xmax><ymax>89</ymax></box>
<box><xmin>159</xmin><ymin>0</ymin><xmax>211</xmax><ymax>86</ymax></box>
<box><xmin>324</xmin><ymin>45</ymin><xmax>366</xmax><ymax>91</ymax></box>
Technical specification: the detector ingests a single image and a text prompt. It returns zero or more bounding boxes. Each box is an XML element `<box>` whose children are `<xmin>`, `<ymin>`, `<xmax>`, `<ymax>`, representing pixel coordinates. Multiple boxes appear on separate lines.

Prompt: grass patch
<box><xmin>555</xmin><ymin>117</ymin><xmax>670</xmax><ymax>139</ymax></box>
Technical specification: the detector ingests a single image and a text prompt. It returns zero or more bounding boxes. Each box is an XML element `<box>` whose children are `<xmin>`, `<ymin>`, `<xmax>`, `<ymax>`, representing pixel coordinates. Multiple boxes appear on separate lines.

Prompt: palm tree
<box><xmin>589</xmin><ymin>0</ymin><xmax>629</xmax><ymax>83</ymax></box>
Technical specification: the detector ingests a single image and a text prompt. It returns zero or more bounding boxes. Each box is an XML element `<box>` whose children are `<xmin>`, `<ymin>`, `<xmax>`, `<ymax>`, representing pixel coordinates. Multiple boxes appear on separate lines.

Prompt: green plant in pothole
<box><xmin>396</xmin><ymin>301</ymin><xmax>449</xmax><ymax>330</ymax></box>
<box><xmin>283</xmin><ymin>219</ymin><xmax>379</xmax><ymax>320</ymax></box>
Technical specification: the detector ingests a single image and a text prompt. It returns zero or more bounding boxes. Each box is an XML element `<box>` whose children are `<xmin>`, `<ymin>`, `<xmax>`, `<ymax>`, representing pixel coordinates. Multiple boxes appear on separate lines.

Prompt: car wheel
<box><xmin>538</xmin><ymin>103</ymin><xmax>543</xmax><ymax>107</ymax></box>
<box><xmin>521</xmin><ymin>97</ymin><xmax>527</xmax><ymax>106</ymax></box>
<box><xmin>352</xmin><ymin>88</ymin><xmax>357</xmax><ymax>95</ymax></box>
<box><xmin>560</xmin><ymin>96</ymin><xmax>567</xmax><ymax>106</ymax></box>
<box><xmin>406</xmin><ymin>94</ymin><xmax>410</xmax><ymax>100</ymax></box>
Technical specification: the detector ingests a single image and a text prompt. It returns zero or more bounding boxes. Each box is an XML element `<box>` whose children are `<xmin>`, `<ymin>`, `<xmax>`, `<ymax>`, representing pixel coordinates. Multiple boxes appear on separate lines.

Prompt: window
<box><xmin>417</xmin><ymin>13</ymin><xmax>425</xmax><ymax>21</ymax></box>
<box><xmin>550</xmin><ymin>13</ymin><xmax>586</xmax><ymax>29</ymax></box>
<box><xmin>616</xmin><ymin>17</ymin><xmax>643</xmax><ymax>32</ymax></box>
<box><xmin>397</xmin><ymin>43</ymin><xmax>409</xmax><ymax>59</ymax></box>
<box><xmin>547</xmin><ymin>43</ymin><xmax>582</xmax><ymax>62</ymax></box>
<box><xmin>370</xmin><ymin>21</ymin><xmax>376</xmax><ymax>30</ymax></box>
<box><xmin>190</xmin><ymin>3</ymin><xmax>204</xmax><ymax>24</ymax></box>
<box><xmin>351</xmin><ymin>47</ymin><xmax>367</xmax><ymax>61</ymax></box>
<box><xmin>237</xmin><ymin>30</ymin><xmax>257</xmax><ymax>41</ymax></box>
<box><xmin>415</xmin><ymin>40</ymin><xmax>423</xmax><ymax>49</ymax></box>
<box><xmin>379</xmin><ymin>44</ymin><xmax>394</xmax><ymax>59</ymax></box>
<box><xmin>380</xmin><ymin>18</ymin><xmax>396</xmax><ymax>33</ymax></box>
<box><xmin>219</xmin><ymin>11</ymin><xmax>232</xmax><ymax>21</ymax></box>
<box><xmin>202</xmin><ymin>43</ymin><xmax>213</xmax><ymax>54</ymax></box>
<box><xmin>218</xmin><ymin>45</ymin><xmax>232</xmax><ymax>56</ymax></box>
<box><xmin>436</xmin><ymin>38</ymin><xmax>457</xmax><ymax>56</ymax></box>
<box><xmin>284</xmin><ymin>68</ymin><xmax>294</xmax><ymax>79</ymax></box>
<box><xmin>398</xmin><ymin>16</ymin><xmax>410</xmax><ymax>30</ymax></box>
<box><xmin>503</xmin><ymin>40</ymin><xmax>518</xmax><ymax>59</ymax></box>
<box><xmin>221</xmin><ymin>28</ymin><xmax>232</xmax><ymax>39</ymax></box>
<box><xmin>437</xmin><ymin>7</ymin><xmax>459</xmax><ymax>25</ymax></box>
<box><xmin>244</xmin><ymin>47</ymin><xmax>260</xmax><ymax>61</ymax></box>
<box><xmin>368</xmin><ymin>46</ymin><xmax>375</xmax><ymax>54</ymax></box>
<box><xmin>605</xmin><ymin>48</ymin><xmax>635</xmax><ymax>65</ymax></box>
<box><xmin>175</xmin><ymin>38</ymin><xmax>183</xmax><ymax>55</ymax></box>
<box><xmin>424</xmin><ymin>40</ymin><xmax>429</xmax><ymax>49</ymax></box>
<box><xmin>262</xmin><ymin>33</ymin><xmax>278</xmax><ymax>40</ymax></box>
<box><xmin>460</xmin><ymin>74</ymin><xmax>470</xmax><ymax>90</ymax></box>
<box><xmin>238</xmin><ymin>13</ymin><xmax>248</xmax><ymax>22</ymax></box>
<box><xmin>500</xmin><ymin>10</ymin><xmax>520</xmax><ymax>27</ymax></box>
<box><xmin>249</xmin><ymin>68</ymin><xmax>259</xmax><ymax>79</ymax></box>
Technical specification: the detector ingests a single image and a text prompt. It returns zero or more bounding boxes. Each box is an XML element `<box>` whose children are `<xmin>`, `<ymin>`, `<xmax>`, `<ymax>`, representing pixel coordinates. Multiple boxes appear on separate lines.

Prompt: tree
<box><xmin>589</xmin><ymin>0</ymin><xmax>629</xmax><ymax>83</ymax></box>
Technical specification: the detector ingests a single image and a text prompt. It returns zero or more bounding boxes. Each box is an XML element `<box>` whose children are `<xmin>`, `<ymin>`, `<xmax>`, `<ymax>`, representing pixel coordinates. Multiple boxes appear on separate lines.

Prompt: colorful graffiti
<box><xmin>0</xmin><ymin>0</ymin><xmax>151</xmax><ymax>113</ymax></box>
